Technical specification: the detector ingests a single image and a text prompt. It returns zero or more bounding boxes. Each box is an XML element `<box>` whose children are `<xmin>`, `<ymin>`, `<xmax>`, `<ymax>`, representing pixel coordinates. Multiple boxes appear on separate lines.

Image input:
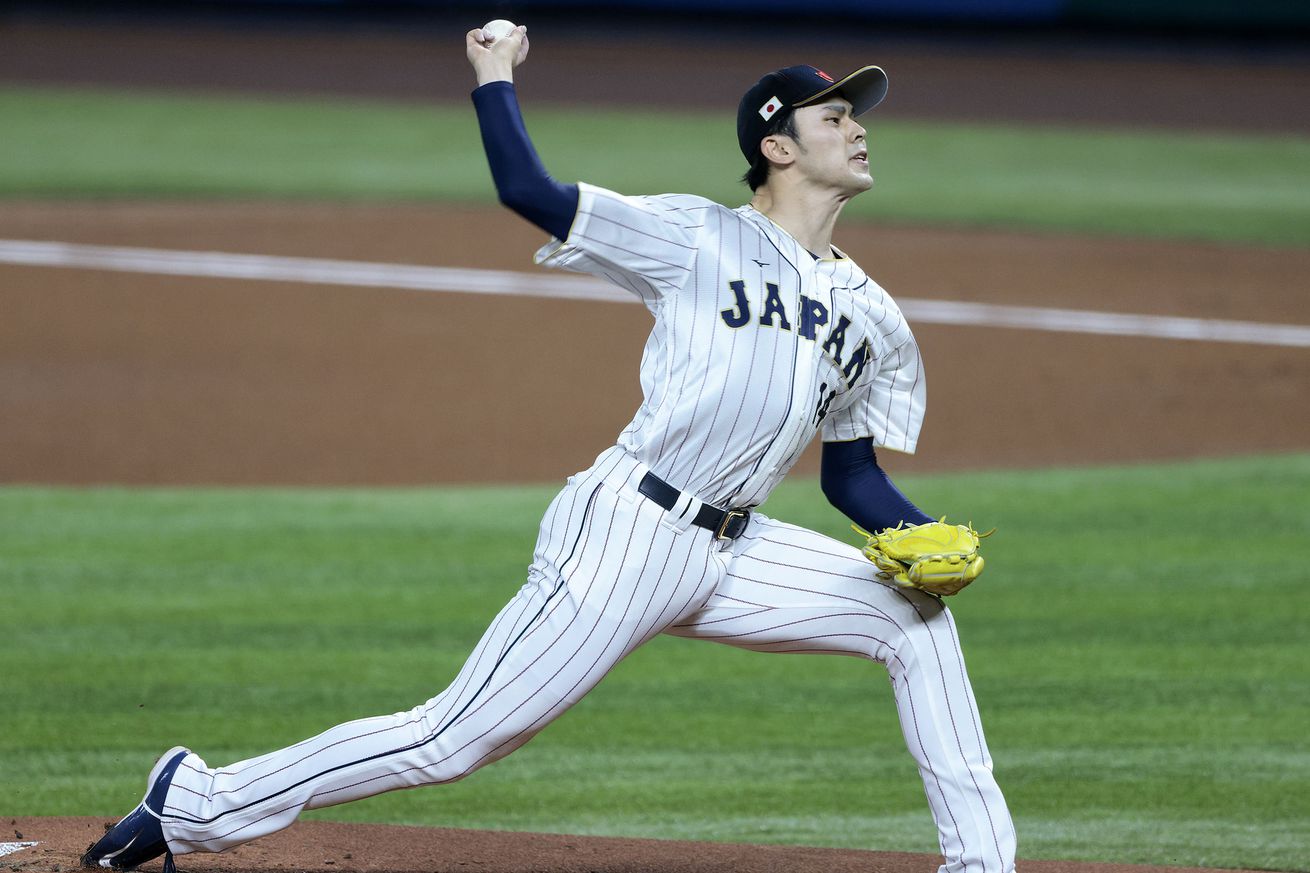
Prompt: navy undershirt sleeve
<box><xmin>471</xmin><ymin>81</ymin><xmax>579</xmax><ymax>240</ymax></box>
<box><xmin>821</xmin><ymin>438</ymin><xmax>935</xmax><ymax>532</ymax></box>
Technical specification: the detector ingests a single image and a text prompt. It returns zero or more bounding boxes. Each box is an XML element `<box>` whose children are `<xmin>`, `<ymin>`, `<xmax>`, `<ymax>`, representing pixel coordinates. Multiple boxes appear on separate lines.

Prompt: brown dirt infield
<box><xmin>1</xmin><ymin>818</ymin><xmax>1274</xmax><ymax>873</ymax></box>
<box><xmin>3</xmin><ymin>201</ymin><xmax>1308</xmax><ymax>485</ymax></box>
<box><xmin>3</xmin><ymin>18</ymin><xmax>1308</xmax><ymax>484</ymax></box>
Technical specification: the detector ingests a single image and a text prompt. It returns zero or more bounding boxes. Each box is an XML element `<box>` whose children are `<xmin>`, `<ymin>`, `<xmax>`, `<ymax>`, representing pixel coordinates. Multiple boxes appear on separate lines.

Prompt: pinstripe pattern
<box><xmin>667</xmin><ymin>515</ymin><xmax>1015</xmax><ymax>873</ymax></box>
<box><xmin>155</xmin><ymin>183</ymin><xmax>1011</xmax><ymax>873</ymax></box>
<box><xmin>537</xmin><ymin>186</ymin><xmax>926</xmax><ymax>509</ymax></box>
<box><xmin>163</xmin><ymin>448</ymin><xmax>725</xmax><ymax>853</ymax></box>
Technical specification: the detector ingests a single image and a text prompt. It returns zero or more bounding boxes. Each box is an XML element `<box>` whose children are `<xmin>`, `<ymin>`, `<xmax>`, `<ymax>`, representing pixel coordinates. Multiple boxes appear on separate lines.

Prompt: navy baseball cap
<box><xmin>737</xmin><ymin>64</ymin><xmax>889</xmax><ymax>161</ymax></box>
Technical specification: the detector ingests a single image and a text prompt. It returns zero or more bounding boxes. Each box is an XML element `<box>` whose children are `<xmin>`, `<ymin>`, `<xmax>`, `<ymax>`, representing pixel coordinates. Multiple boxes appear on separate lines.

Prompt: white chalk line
<box><xmin>0</xmin><ymin>842</ymin><xmax>39</xmax><ymax>857</ymax></box>
<box><xmin>3</xmin><ymin>239</ymin><xmax>1309</xmax><ymax>348</ymax></box>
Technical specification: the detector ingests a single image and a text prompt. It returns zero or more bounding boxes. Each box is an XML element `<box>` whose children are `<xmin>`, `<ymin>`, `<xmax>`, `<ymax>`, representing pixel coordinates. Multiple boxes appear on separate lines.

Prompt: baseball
<box><xmin>480</xmin><ymin>19</ymin><xmax>517</xmax><ymax>44</ymax></box>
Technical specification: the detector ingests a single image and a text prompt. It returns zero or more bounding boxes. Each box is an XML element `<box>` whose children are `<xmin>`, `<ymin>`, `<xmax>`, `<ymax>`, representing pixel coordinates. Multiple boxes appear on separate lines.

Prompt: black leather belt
<box><xmin>637</xmin><ymin>471</ymin><xmax>751</xmax><ymax>541</ymax></box>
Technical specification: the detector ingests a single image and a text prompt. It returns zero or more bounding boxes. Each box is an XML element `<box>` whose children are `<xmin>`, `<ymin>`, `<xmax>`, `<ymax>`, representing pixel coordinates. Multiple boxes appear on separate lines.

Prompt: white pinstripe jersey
<box><xmin>536</xmin><ymin>182</ymin><xmax>926</xmax><ymax>509</ymax></box>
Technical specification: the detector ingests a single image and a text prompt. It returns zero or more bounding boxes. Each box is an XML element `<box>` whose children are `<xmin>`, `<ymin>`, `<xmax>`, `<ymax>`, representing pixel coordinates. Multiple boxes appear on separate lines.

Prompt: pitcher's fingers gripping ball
<box><xmin>480</xmin><ymin>19</ymin><xmax>517</xmax><ymax>42</ymax></box>
<box><xmin>854</xmin><ymin>520</ymin><xmax>993</xmax><ymax>596</ymax></box>
<box><xmin>469</xmin><ymin>19</ymin><xmax>530</xmax><ymax>68</ymax></box>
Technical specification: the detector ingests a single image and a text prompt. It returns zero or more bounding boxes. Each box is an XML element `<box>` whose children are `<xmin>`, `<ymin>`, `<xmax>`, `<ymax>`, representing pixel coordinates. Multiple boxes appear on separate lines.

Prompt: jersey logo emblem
<box><xmin>718</xmin><ymin>280</ymin><xmax>873</xmax><ymax>390</ymax></box>
<box><xmin>751</xmin><ymin>259</ymin><xmax>770</xmax><ymax>268</ymax></box>
<box><xmin>759</xmin><ymin>96</ymin><xmax>783</xmax><ymax>120</ymax></box>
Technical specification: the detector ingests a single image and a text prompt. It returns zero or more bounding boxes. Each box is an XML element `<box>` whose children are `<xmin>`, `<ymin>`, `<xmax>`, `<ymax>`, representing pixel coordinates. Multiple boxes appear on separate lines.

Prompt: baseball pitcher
<box><xmin>84</xmin><ymin>24</ymin><xmax>1016</xmax><ymax>873</ymax></box>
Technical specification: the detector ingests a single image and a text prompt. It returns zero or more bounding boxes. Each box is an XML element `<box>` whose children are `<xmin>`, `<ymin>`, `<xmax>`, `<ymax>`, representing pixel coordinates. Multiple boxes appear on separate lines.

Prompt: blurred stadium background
<box><xmin>1</xmin><ymin>2</ymin><xmax>1307</xmax><ymax>871</ymax></box>
<box><xmin>2</xmin><ymin>0</ymin><xmax>1309</xmax><ymax>483</ymax></box>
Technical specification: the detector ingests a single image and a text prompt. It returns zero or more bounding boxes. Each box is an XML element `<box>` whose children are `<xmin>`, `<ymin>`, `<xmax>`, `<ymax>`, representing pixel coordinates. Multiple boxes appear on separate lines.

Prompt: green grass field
<box><xmin>3</xmin><ymin>455</ymin><xmax>1308</xmax><ymax>871</ymax></box>
<box><xmin>2</xmin><ymin>77</ymin><xmax>1308</xmax><ymax>871</ymax></box>
<box><xmin>3</xmin><ymin>85</ymin><xmax>1310</xmax><ymax>246</ymax></box>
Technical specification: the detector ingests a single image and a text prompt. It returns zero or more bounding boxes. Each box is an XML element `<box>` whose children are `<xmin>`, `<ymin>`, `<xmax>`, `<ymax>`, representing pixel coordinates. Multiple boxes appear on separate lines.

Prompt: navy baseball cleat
<box><xmin>82</xmin><ymin>747</ymin><xmax>190</xmax><ymax>872</ymax></box>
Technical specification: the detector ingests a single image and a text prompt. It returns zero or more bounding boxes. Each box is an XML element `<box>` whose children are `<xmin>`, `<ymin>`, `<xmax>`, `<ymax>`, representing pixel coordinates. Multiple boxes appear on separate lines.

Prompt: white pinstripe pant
<box><xmin>163</xmin><ymin>446</ymin><xmax>1016</xmax><ymax>873</ymax></box>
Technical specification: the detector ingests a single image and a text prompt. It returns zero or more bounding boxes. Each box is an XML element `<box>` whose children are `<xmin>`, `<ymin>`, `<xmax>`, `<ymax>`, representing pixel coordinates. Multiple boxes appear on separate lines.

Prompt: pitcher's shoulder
<box><xmin>638</xmin><ymin>192</ymin><xmax>725</xmax><ymax>214</ymax></box>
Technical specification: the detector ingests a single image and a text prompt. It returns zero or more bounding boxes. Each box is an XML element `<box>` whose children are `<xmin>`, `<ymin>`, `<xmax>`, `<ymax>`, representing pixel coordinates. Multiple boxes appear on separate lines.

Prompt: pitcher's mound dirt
<box><xmin>4</xmin><ymin>817</ymin><xmax>1273</xmax><ymax>873</ymax></box>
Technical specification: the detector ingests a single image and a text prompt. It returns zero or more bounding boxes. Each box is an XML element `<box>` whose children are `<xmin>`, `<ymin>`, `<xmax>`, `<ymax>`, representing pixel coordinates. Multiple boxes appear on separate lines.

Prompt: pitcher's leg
<box><xmin>889</xmin><ymin>595</ymin><xmax>1016</xmax><ymax>873</ymax></box>
<box><xmin>163</xmin><ymin>569</ymin><xmax>566</xmax><ymax>854</ymax></box>
<box><xmin>163</xmin><ymin>478</ymin><xmax>722</xmax><ymax>856</ymax></box>
<box><xmin>668</xmin><ymin>515</ymin><xmax>1016</xmax><ymax>873</ymax></box>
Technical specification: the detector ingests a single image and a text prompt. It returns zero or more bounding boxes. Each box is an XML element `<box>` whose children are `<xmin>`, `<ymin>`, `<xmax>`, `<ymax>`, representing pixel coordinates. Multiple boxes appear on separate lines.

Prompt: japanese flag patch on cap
<box><xmin>737</xmin><ymin>64</ymin><xmax>889</xmax><ymax>161</ymax></box>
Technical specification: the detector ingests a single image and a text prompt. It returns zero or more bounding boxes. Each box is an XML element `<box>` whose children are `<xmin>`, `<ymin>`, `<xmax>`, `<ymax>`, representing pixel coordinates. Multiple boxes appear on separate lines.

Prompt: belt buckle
<box><xmin>716</xmin><ymin>509</ymin><xmax>749</xmax><ymax>541</ymax></box>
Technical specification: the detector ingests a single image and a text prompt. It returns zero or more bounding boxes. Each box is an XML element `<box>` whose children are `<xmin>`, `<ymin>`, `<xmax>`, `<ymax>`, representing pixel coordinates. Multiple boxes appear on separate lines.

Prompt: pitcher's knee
<box><xmin>861</xmin><ymin>592</ymin><xmax>951</xmax><ymax>664</ymax></box>
<box><xmin>836</xmin><ymin>610</ymin><xmax>907</xmax><ymax>663</ymax></box>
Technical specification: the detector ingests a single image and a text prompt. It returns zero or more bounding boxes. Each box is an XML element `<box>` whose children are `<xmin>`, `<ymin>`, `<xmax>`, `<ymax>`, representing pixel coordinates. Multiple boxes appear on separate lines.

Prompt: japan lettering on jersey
<box><xmin>537</xmin><ymin>182</ymin><xmax>926</xmax><ymax>509</ymax></box>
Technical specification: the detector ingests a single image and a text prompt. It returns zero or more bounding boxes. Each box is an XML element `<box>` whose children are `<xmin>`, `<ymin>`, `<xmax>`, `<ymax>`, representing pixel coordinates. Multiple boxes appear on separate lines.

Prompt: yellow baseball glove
<box><xmin>852</xmin><ymin>520</ymin><xmax>993</xmax><ymax>597</ymax></box>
